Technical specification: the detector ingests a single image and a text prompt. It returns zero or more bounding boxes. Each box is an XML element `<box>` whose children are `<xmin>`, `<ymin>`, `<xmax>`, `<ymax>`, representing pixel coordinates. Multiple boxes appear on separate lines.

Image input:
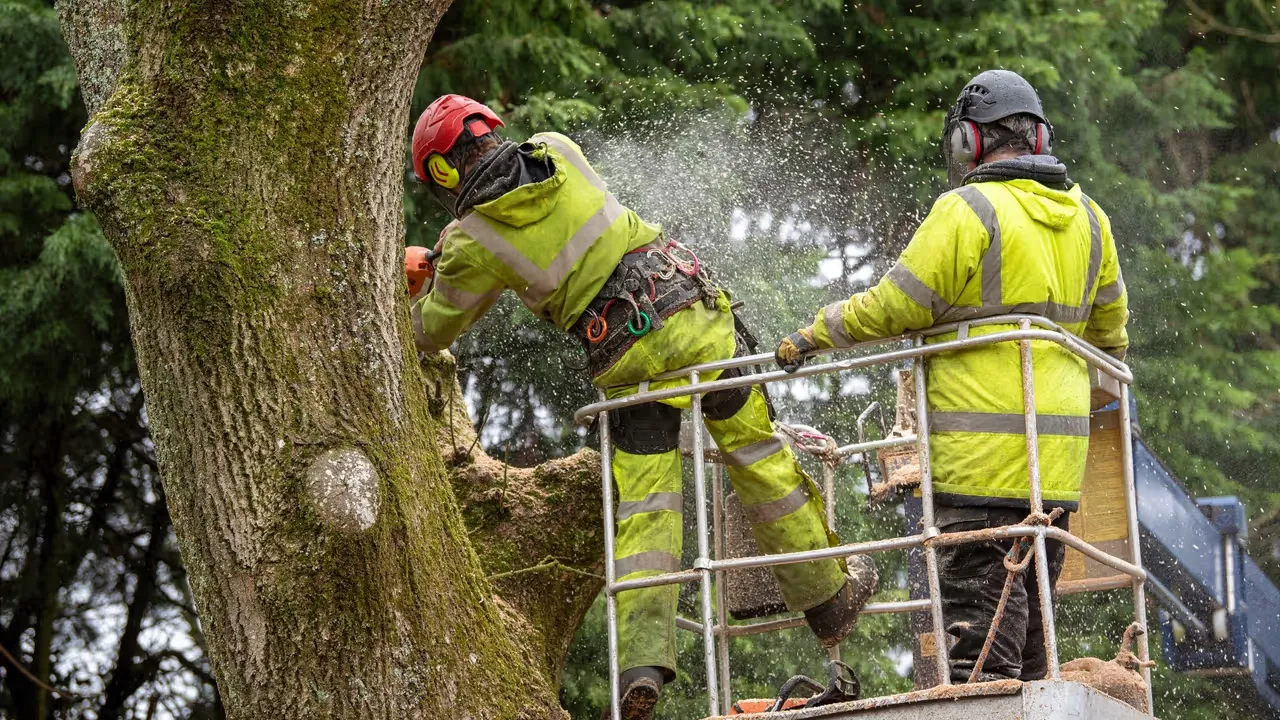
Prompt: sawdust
<box><xmin>1060</xmin><ymin>622</ymin><xmax>1151</xmax><ymax>713</ymax></box>
<box><xmin>868</xmin><ymin>369</ymin><xmax>922</xmax><ymax>504</ymax></box>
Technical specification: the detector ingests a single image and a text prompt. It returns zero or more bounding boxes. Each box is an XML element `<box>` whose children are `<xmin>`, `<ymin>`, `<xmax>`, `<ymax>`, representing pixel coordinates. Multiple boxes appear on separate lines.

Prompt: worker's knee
<box><xmin>610</xmin><ymin>401</ymin><xmax>681</xmax><ymax>455</ymax></box>
<box><xmin>703</xmin><ymin>367</ymin><xmax>752</xmax><ymax>421</ymax></box>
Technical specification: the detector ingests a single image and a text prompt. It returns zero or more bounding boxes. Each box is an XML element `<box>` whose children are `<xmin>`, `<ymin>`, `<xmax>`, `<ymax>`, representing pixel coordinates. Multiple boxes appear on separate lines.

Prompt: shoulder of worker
<box><xmin>918</xmin><ymin>188</ymin><xmax>991</xmax><ymax>233</ymax></box>
<box><xmin>1076</xmin><ymin>187</ymin><xmax>1115</xmax><ymax>237</ymax></box>
<box><xmin>524</xmin><ymin>131</ymin><xmax>586</xmax><ymax>158</ymax></box>
<box><xmin>435</xmin><ymin>218</ymin><xmax>490</xmax><ymax>263</ymax></box>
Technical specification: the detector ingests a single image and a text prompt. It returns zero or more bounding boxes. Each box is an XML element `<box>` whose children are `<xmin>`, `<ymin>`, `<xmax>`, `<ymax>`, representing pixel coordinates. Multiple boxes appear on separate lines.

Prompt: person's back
<box><xmin>914</xmin><ymin>169</ymin><xmax>1123</xmax><ymax>507</ymax></box>
<box><xmin>405</xmin><ymin>94</ymin><xmax>875</xmax><ymax>720</ymax></box>
<box><xmin>776</xmin><ymin>69</ymin><xmax>1129</xmax><ymax>683</ymax></box>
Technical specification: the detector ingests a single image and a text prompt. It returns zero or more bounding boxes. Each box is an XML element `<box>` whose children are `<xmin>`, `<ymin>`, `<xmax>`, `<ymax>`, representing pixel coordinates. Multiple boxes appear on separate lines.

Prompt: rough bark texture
<box><xmin>57</xmin><ymin>0</ymin><xmax>603</xmax><ymax>717</ymax></box>
<box><xmin>421</xmin><ymin>351</ymin><xmax>603</xmax><ymax>684</ymax></box>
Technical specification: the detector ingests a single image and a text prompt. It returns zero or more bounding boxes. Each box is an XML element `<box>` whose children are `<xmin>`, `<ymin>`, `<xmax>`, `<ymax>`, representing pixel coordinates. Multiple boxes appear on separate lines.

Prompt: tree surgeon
<box><xmin>776</xmin><ymin>70</ymin><xmax>1130</xmax><ymax>683</ymax></box>
<box><xmin>404</xmin><ymin>94</ymin><xmax>878</xmax><ymax>719</ymax></box>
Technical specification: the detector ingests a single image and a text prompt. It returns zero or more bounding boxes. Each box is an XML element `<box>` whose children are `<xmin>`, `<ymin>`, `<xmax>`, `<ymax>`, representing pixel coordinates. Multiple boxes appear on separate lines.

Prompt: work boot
<box><xmin>804</xmin><ymin>555</ymin><xmax>879</xmax><ymax>649</ymax></box>
<box><xmin>600</xmin><ymin>666</ymin><xmax>663</xmax><ymax>720</ymax></box>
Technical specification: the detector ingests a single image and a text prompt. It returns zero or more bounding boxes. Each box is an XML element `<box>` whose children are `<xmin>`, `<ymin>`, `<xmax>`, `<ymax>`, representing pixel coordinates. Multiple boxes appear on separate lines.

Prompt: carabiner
<box><xmin>627</xmin><ymin>312</ymin><xmax>651</xmax><ymax>336</ymax></box>
<box><xmin>666</xmin><ymin>241</ymin><xmax>701</xmax><ymax>276</ymax></box>
<box><xmin>647</xmin><ymin>248</ymin><xmax>677</xmax><ymax>280</ymax></box>
<box><xmin>585</xmin><ymin>310</ymin><xmax>608</xmax><ymax>343</ymax></box>
<box><xmin>586</xmin><ymin>316</ymin><xmax>608</xmax><ymax>343</ymax></box>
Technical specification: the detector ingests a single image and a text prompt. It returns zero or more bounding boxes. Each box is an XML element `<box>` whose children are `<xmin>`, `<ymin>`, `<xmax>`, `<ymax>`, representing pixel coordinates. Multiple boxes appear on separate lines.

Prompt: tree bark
<box><xmin>57</xmin><ymin>1</ymin><xmax>604</xmax><ymax>718</ymax></box>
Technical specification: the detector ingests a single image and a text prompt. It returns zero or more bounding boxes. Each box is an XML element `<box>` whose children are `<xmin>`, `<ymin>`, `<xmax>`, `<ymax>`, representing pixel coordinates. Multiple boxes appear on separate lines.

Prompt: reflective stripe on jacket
<box><xmin>809</xmin><ymin>179</ymin><xmax>1129</xmax><ymax>505</ymax></box>
<box><xmin>412</xmin><ymin>132</ymin><xmax>662</xmax><ymax>352</ymax></box>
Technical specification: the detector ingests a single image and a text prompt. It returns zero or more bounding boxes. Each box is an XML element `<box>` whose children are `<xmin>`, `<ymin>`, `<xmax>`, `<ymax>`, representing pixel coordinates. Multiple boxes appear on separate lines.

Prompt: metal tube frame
<box><xmin>710</xmin><ymin>463</ymin><xmax>731</xmax><ymax>714</ymax></box>
<box><xmin>1119</xmin><ymin>384</ymin><xmax>1154</xmax><ymax>713</ymax></box>
<box><xmin>689</xmin><ymin>371</ymin><xmax>720</xmax><ymax>719</ymax></box>
<box><xmin>822</xmin><ymin>461</ymin><xmax>842</xmax><ymax>665</ymax></box>
<box><xmin>598</xmin><ymin>396</ymin><xmax>622</xmax><ymax>720</ymax></box>
<box><xmin>592</xmin><ymin>315</ymin><xmax>1152</xmax><ymax>717</ymax></box>
<box><xmin>914</xmin><ymin>341</ymin><xmax>951</xmax><ymax>686</ymax></box>
<box><xmin>1019</xmin><ymin>319</ymin><xmax>1061</xmax><ymax>679</ymax></box>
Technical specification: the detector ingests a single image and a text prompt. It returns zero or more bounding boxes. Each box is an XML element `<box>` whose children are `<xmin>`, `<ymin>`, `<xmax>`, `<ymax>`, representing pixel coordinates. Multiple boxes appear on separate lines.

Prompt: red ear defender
<box><xmin>966</xmin><ymin>121</ymin><xmax>983</xmax><ymax>163</ymax></box>
<box><xmin>1033</xmin><ymin>123</ymin><xmax>1053</xmax><ymax>155</ymax></box>
<box><xmin>948</xmin><ymin>119</ymin><xmax>984</xmax><ymax>165</ymax></box>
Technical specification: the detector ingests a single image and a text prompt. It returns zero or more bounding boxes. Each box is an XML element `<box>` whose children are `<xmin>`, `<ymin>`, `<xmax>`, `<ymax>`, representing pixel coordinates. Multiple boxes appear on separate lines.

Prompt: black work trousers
<box><xmin>935</xmin><ymin>506</ymin><xmax>1069</xmax><ymax>683</ymax></box>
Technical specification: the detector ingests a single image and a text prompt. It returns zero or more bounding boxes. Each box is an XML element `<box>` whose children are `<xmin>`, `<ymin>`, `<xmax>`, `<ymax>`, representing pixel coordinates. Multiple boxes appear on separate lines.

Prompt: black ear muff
<box><xmin>949</xmin><ymin>120</ymin><xmax>983</xmax><ymax>165</ymax></box>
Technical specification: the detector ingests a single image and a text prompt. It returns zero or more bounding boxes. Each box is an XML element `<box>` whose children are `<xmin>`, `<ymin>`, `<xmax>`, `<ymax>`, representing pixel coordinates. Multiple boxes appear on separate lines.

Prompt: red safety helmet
<box><xmin>411</xmin><ymin>94</ymin><xmax>505</xmax><ymax>184</ymax></box>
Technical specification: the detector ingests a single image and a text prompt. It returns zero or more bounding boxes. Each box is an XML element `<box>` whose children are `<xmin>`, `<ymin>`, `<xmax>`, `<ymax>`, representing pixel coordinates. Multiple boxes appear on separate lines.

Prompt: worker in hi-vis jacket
<box><xmin>404</xmin><ymin>94</ymin><xmax>877</xmax><ymax>720</ymax></box>
<box><xmin>777</xmin><ymin>70</ymin><xmax>1129</xmax><ymax>683</ymax></box>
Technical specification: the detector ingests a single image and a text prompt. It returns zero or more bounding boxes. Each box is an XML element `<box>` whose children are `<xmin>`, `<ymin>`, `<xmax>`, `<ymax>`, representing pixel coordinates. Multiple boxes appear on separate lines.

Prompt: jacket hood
<box><xmin>465</xmin><ymin>142</ymin><xmax>563</xmax><ymax>227</ymax></box>
<box><xmin>964</xmin><ymin>155</ymin><xmax>1081</xmax><ymax>229</ymax></box>
<box><xmin>1001</xmin><ymin>179</ymin><xmax>1084</xmax><ymax>229</ymax></box>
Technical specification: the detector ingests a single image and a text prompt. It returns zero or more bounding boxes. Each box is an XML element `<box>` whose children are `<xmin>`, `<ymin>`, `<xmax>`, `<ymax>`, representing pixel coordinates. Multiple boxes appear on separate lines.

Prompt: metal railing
<box><xmin>576</xmin><ymin>315</ymin><xmax>1152</xmax><ymax>719</ymax></box>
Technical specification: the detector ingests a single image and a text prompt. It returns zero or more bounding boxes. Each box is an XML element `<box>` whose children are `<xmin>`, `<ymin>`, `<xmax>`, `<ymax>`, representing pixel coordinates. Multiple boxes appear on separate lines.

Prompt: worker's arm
<box><xmin>1083</xmin><ymin>201</ymin><xmax>1129</xmax><ymax>360</ymax></box>
<box><xmin>777</xmin><ymin>192</ymin><xmax>986</xmax><ymax>370</ymax></box>
<box><xmin>824</xmin><ymin>193</ymin><xmax>988</xmax><ymax>339</ymax></box>
<box><xmin>411</xmin><ymin>231</ymin><xmax>505</xmax><ymax>353</ymax></box>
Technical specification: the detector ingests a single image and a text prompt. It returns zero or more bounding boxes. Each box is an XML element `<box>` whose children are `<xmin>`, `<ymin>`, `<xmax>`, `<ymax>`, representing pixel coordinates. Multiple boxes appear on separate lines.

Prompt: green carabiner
<box><xmin>627</xmin><ymin>312</ymin><xmax>651</xmax><ymax>337</ymax></box>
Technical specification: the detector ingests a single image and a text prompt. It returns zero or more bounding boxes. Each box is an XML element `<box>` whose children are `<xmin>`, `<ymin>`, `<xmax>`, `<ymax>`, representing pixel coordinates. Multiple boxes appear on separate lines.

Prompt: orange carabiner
<box><xmin>586</xmin><ymin>315</ymin><xmax>609</xmax><ymax>343</ymax></box>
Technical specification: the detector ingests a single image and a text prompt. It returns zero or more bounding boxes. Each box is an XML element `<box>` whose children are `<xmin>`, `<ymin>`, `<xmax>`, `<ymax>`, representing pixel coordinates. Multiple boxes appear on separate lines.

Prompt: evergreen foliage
<box><xmin>0</xmin><ymin>0</ymin><xmax>221</xmax><ymax>716</ymax></box>
<box><xmin>2</xmin><ymin>0</ymin><xmax>1277</xmax><ymax>716</ymax></box>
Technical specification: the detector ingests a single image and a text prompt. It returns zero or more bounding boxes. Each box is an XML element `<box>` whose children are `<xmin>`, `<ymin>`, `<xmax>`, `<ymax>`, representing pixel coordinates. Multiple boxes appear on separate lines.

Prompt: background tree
<box><xmin>0</xmin><ymin>0</ymin><xmax>1276</xmax><ymax>718</ymax></box>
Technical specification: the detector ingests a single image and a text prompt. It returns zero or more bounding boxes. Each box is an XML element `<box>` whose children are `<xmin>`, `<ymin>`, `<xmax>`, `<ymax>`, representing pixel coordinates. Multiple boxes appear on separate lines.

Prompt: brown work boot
<box><xmin>804</xmin><ymin>555</ymin><xmax>879</xmax><ymax>648</ymax></box>
<box><xmin>601</xmin><ymin>666</ymin><xmax>663</xmax><ymax>720</ymax></box>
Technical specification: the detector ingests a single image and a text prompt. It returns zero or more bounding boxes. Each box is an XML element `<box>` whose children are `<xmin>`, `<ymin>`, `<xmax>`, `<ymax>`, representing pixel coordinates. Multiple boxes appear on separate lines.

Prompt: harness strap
<box><xmin>571</xmin><ymin>241</ymin><xmax>721</xmax><ymax>377</ymax></box>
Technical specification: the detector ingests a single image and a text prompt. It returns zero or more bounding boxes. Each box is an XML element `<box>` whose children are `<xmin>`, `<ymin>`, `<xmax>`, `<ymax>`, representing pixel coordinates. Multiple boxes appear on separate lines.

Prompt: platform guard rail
<box><xmin>574</xmin><ymin>315</ymin><xmax>1152</xmax><ymax>719</ymax></box>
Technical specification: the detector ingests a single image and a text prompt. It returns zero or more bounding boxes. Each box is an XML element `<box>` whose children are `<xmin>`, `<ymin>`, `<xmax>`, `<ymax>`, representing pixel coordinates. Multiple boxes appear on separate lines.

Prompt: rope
<box><xmin>776</xmin><ymin>423</ymin><xmax>839</xmax><ymax>463</ymax></box>
<box><xmin>967</xmin><ymin>507</ymin><xmax>1064</xmax><ymax>683</ymax></box>
<box><xmin>486</xmin><ymin>555</ymin><xmax>603</xmax><ymax>582</ymax></box>
<box><xmin>0</xmin><ymin>641</ymin><xmax>90</xmax><ymax>699</ymax></box>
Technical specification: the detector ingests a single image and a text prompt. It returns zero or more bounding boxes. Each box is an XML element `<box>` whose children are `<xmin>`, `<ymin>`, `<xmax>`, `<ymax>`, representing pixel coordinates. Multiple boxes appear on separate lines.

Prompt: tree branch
<box><xmin>1187</xmin><ymin>0</ymin><xmax>1280</xmax><ymax>43</ymax></box>
<box><xmin>420</xmin><ymin>350</ymin><xmax>603</xmax><ymax>687</ymax></box>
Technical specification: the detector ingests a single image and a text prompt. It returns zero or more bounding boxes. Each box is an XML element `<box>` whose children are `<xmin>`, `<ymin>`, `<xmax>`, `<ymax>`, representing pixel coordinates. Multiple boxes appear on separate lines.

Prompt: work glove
<box><xmin>775</xmin><ymin>328</ymin><xmax>818</xmax><ymax>373</ymax></box>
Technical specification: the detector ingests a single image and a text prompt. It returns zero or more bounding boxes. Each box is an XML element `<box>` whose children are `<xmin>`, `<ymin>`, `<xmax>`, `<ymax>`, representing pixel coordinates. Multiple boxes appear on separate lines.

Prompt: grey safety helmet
<box><xmin>943</xmin><ymin>70</ymin><xmax>1054</xmax><ymax>186</ymax></box>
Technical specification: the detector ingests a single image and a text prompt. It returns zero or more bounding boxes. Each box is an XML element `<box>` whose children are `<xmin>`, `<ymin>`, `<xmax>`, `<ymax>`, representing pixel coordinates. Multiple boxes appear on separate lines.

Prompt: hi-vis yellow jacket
<box><xmin>412</xmin><ymin>133</ymin><xmax>662</xmax><ymax>353</ymax></box>
<box><xmin>809</xmin><ymin>179</ymin><xmax>1128</xmax><ymax>507</ymax></box>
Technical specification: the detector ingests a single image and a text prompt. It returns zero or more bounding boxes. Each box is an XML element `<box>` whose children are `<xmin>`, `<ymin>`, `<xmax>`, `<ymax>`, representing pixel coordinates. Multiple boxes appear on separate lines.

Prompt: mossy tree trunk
<box><xmin>57</xmin><ymin>0</ymin><xmax>604</xmax><ymax>717</ymax></box>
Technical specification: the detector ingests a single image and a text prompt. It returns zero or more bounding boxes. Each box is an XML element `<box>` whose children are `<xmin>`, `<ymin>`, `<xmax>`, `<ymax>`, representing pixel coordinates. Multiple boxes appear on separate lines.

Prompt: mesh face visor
<box><xmin>942</xmin><ymin>126</ymin><xmax>965</xmax><ymax>188</ymax></box>
<box><xmin>942</xmin><ymin>100</ymin><xmax>968</xmax><ymax>188</ymax></box>
<box><xmin>428</xmin><ymin>183</ymin><xmax>461</xmax><ymax>219</ymax></box>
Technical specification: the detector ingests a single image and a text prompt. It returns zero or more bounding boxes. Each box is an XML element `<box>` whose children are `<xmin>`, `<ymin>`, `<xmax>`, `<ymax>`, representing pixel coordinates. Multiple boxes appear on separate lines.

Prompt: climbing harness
<box><xmin>572</xmin><ymin>238</ymin><xmax>722</xmax><ymax>377</ymax></box>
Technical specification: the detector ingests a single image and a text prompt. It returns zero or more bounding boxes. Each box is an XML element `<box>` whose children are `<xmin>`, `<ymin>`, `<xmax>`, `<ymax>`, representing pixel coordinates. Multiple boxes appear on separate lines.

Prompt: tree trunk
<box><xmin>57</xmin><ymin>1</ymin><xmax>604</xmax><ymax>717</ymax></box>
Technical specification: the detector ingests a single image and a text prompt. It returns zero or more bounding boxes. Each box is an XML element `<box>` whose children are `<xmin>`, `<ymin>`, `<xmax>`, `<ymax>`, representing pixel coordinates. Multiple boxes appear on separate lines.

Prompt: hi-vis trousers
<box><xmin>608</xmin><ymin>378</ymin><xmax>847</xmax><ymax>676</ymax></box>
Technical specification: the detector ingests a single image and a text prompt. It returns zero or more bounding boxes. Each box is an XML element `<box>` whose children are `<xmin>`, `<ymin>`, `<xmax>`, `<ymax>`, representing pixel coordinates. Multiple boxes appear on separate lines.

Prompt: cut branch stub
<box><xmin>305</xmin><ymin>448</ymin><xmax>380</xmax><ymax>534</ymax></box>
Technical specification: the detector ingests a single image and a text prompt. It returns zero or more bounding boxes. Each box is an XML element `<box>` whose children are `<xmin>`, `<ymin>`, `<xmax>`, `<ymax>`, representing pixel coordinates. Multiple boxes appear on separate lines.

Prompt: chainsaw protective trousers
<box><xmin>610</xmin><ymin>371</ymin><xmax>846</xmax><ymax>677</ymax></box>
<box><xmin>936</xmin><ymin>506</ymin><xmax>1069</xmax><ymax>682</ymax></box>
